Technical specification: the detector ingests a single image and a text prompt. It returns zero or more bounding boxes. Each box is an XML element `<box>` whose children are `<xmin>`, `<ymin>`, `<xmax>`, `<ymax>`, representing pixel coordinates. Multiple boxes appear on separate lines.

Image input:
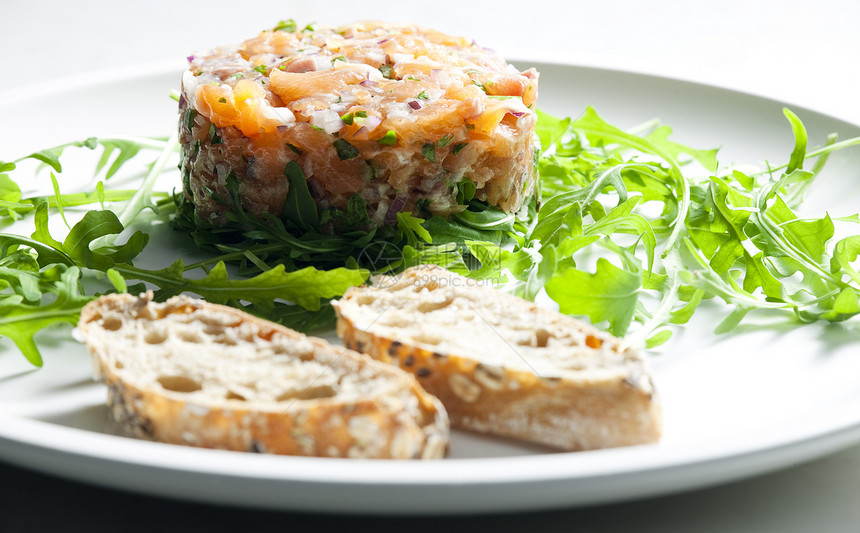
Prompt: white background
<box><xmin>2</xmin><ymin>1</ymin><xmax>860</xmax><ymax>531</ymax></box>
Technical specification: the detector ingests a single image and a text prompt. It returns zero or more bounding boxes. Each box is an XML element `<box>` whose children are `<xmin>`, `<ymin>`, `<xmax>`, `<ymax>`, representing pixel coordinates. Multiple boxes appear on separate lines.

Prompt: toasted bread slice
<box><xmin>76</xmin><ymin>292</ymin><xmax>449</xmax><ymax>459</ymax></box>
<box><xmin>333</xmin><ymin>265</ymin><xmax>661</xmax><ymax>451</ymax></box>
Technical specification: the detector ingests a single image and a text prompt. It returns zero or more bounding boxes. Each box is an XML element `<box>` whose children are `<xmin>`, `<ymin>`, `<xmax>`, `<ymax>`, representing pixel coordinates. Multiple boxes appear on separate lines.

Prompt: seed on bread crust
<box><xmin>473</xmin><ymin>364</ymin><xmax>505</xmax><ymax>390</ymax></box>
<box><xmin>448</xmin><ymin>374</ymin><xmax>482</xmax><ymax>403</ymax></box>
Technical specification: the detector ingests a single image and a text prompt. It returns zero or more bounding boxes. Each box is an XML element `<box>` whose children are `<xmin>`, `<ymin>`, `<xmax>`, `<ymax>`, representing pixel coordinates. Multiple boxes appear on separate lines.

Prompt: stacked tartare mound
<box><xmin>179</xmin><ymin>20</ymin><xmax>539</xmax><ymax>230</ymax></box>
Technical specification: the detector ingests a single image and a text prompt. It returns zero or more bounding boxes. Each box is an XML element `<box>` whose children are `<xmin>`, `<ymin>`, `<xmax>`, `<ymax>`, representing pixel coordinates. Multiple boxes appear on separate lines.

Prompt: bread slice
<box><xmin>333</xmin><ymin>265</ymin><xmax>661</xmax><ymax>451</ymax></box>
<box><xmin>76</xmin><ymin>292</ymin><xmax>449</xmax><ymax>459</ymax></box>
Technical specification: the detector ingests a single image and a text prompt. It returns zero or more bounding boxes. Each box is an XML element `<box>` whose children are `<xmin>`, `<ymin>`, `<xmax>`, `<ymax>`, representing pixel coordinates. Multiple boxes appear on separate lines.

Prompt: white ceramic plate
<box><xmin>2</xmin><ymin>59</ymin><xmax>860</xmax><ymax>514</ymax></box>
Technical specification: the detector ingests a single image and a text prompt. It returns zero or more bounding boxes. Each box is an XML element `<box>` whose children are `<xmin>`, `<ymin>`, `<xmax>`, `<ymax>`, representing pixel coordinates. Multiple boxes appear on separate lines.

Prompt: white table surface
<box><xmin>2</xmin><ymin>1</ymin><xmax>860</xmax><ymax>530</ymax></box>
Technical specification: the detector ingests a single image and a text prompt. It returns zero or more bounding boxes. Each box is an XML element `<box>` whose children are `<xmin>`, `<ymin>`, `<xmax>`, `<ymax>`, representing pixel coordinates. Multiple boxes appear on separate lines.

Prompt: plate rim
<box><xmin>2</xmin><ymin>58</ymin><xmax>860</xmax><ymax>513</ymax></box>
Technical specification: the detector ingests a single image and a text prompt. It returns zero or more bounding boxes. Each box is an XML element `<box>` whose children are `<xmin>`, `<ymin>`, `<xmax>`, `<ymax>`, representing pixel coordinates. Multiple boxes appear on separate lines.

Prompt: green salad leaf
<box><xmin>3</xmin><ymin>100</ymin><xmax>860</xmax><ymax>367</ymax></box>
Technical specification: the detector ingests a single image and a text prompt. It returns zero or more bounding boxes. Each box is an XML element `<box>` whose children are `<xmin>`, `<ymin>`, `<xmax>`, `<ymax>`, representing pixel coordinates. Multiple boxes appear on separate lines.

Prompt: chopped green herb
<box><xmin>379</xmin><ymin>64</ymin><xmax>394</xmax><ymax>79</ymax></box>
<box><xmin>333</xmin><ymin>139</ymin><xmax>360</xmax><ymax>160</ymax></box>
<box><xmin>274</xmin><ymin>19</ymin><xmax>297</xmax><ymax>32</ymax></box>
<box><xmin>416</xmin><ymin>198</ymin><xmax>431</xmax><ymax>214</ymax></box>
<box><xmin>453</xmin><ymin>142</ymin><xmax>468</xmax><ymax>154</ymax></box>
<box><xmin>332</xmin><ymin>56</ymin><xmax>347</xmax><ymax>64</ymax></box>
<box><xmin>184</xmin><ymin>109</ymin><xmax>197</xmax><ymax>133</ymax></box>
<box><xmin>437</xmin><ymin>134</ymin><xmax>454</xmax><ymax>148</ymax></box>
<box><xmin>341</xmin><ymin>111</ymin><xmax>368</xmax><ymax>125</ymax></box>
<box><xmin>218</xmin><ymin>97</ymin><xmax>227</xmax><ymax>103</ymax></box>
<box><xmin>208</xmin><ymin>124</ymin><xmax>222</xmax><ymax>145</ymax></box>
<box><xmin>377</xmin><ymin>130</ymin><xmax>397</xmax><ymax>146</ymax></box>
<box><xmin>228</xmin><ymin>73</ymin><xmax>244</xmax><ymax>80</ymax></box>
<box><xmin>417</xmin><ymin>91</ymin><xmax>429</xmax><ymax>100</ymax></box>
<box><xmin>253</xmin><ymin>65</ymin><xmax>268</xmax><ymax>75</ymax></box>
<box><xmin>303</xmin><ymin>22</ymin><xmax>317</xmax><ymax>32</ymax></box>
<box><xmin>421</xmin><ymin>143</ymin><xmax>436</xmax><ymax>163</ymax></box>
<box><xmin>362</xmin><ymin>160</ymin><xmax>377</xmax><ymax>182</ymax></box>
<box><xmin>286</xmin><ymin>143</ymin><xmax>302</xmax><ymax>154</ymax></box>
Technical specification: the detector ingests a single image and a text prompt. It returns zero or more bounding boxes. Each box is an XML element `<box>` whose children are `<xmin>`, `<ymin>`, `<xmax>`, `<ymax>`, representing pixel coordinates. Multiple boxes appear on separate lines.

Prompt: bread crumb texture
<box><xmin>77</xmin><ymin>292</ymin><xmax>449</xmax><ymax>459</ymax></box>
<box><xmin>334</xmin><ymin>265</ymin><xmax>662</xmax><ymax>451</ymax></box>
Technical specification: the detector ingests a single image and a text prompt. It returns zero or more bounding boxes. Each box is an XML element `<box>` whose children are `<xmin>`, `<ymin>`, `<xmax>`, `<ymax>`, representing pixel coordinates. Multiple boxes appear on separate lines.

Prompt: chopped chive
<box><xmin>303</xmin><ymin>22</ymin><xmax>317</xmax><ymax>32</ymax></box>
<box><xmin>437</xmin><ymin>134</ymin><xmax>453</xmax><ymax>148</ymax></box>
<box><xmin>379</xmin><ymin>64</ymin><xmax>393</xmax><ymax>79</ymax></box>
<box><xmin>416</xmin><ymin>90</ymin><xmax>428</xmax><ymax>100</ymax></box>
<box><xmin>416</xmin><ymin>198</ymin><xmax>431</xmax><ymax>214</ymax></box>
<box><xmin>453</xmin><ymin>142</ymin><xmax>468</xmax><ymax>154</ymax></box>
<box><xmin>228</xmin><ymin>73</ymin><xmax>244</xmax><ymax>80</ymax></box>
<box><xmin>253</xmin><ymin>65</ymin><xmax>268</xmax><ymax>75</ymax></box>
<box><xmin>274</xmin><ymin>19</ymin><xmax>297</xmax><ymax>32</ymax></box>
<box><xmin>209</xmin><ymin>123</ymin><xmax>223</xmax><ymax>145</ymax></box>
<box><xmin>286</xmin><ymin>143</ymin><xmax>302</xmax><ymax>154</ymax></box>
<box><xmin>332</xmin><ymin>56</ymin><xmax>347</xmax><ymax>64</ymax></box>
<box><xmin>184</xmin><ymin>109</ymin><xmax>197</xmax><ymax>132</ymax></box>
<box><xmin>377</xmin><ymin>130</ymin><xmax>397</xmax><ymax>146</ymax></box>
<box><xmin>362</xmin><ymin>160</ymin><xmax>377</xmax><ymax>181</ymax></box>
<box><xmin>421</xmin><ymin>143</ymin><xmax>436</xmax><ymax>163</ymax></box>
<box><xmin>333</xmin><ymin>139</ymin><xmax>360</xmax><ymax>160</ymax></box>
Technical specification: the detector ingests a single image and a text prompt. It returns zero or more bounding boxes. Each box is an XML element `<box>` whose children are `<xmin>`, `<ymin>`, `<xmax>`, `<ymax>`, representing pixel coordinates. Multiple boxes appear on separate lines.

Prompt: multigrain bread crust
<box><xmin>333</xmin><ymin>265</ymin><xmax>662</xmax><ymax>451</ymax></box>
<box><xmin>76</xmin><ymin>293</ymin><xmax>449</xmax><ymax>459</ymax></box>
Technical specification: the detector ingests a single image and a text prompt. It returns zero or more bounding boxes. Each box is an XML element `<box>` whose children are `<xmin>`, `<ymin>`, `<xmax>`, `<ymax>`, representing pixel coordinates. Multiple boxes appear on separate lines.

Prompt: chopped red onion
<box><xmin>362</xmin><ymin>115</ymin><xmax>382</xmax><ymax>132</ymax></box>
<box><xmin>384</xmin><ymin>195</ymin><xmax>409</xmax><ymax>225</ymax></box>
<box><xmin>352</xmin><ymin>126</ymin><xmax>368</xmax><ymax>140</ymax></box>
<box><xmin>360</xmin><ymin>79</ymin><xmax>378</xmax><ymax>88</ymax></box>
<box><xmin>307</xmin><ymin>179</ymin><xmax>323</xmax><ymax>199</ymax></box>
<box><xmin>377</xmin><ymin>38</ymin><xmax>390</xmax><ymax>44</ymax></box>
<box><xmin>510</xmin><ymin>111</ymin><xmax>526</xmax><ymax>117</ymax></box>
<box><xmin>311</xmin><ymin>109</ymin><xmax>344</xmax><ymax>134</ymax></box>
<box><xmin>408</xmin><ymin>100</ymin><xmax>422</xmax><ymax>110</ymax></box>
<box><xmin>186</xmin><ymin>55</ymin><xmax>196</xmax><ymax>63</ymax></box>
<box><xmin>178</xmin><ymin>93</ymin><xmax>186</xmax><ymax>108</ymax></box>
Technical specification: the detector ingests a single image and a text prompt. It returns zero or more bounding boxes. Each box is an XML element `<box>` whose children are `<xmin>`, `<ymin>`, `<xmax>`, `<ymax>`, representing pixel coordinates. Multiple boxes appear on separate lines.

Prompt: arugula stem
<box><xmin>751</xmin><ymin>184</ymin><xmax>845</xmax><ymax>287</ymax></box>
<box><xmin>180</xmin><ymin>244</ymin><xmax>287</xmax><ymax>271</ymax></box>
<box><xmin>752</xmin><ymin>136</ymin><xmax>860</xmax><ymax>177</ymax></box>
<box><xmin>115</xmin><ymin>132</ymin><xmax>179</xmax><ymax>229</ymax></box>
<box><xmin>622</xmin><ymin>272</ymin><xmax>681</xmax><ymax>350</ymax></box>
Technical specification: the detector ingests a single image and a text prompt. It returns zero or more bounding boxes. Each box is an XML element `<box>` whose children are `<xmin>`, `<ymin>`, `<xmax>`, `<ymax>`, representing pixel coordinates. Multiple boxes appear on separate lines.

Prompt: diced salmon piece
<box><xmin>484</xmin><ymin>75</ymin><xmax>538</xmax><ymax>107</ymax></box>
<box><xmin>270</xmin><ymin>69</ymin><xmax>364</xmax><ymax>102</ymax></box>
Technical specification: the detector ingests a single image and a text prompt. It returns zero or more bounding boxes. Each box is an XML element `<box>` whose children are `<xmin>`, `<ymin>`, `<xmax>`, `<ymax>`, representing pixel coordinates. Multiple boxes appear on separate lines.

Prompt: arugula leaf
<box><xmin>115</xmin><ymin>261</ymin><xmax>367</xmax><ymax>312</ymax></box>
<box><xmin>0</xmin><ymin>266</ymin><xmax>92</xmax><ymax>366</ymax></box>
<box><xmin>545</xmin><ymin>258</ymin><xmax>642</xmax><ymax>336</ymax></box>
<box><xmin>281</xmin><ymin>161</ymin><xmax>318</xmax><ymax>230</ymax></box>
